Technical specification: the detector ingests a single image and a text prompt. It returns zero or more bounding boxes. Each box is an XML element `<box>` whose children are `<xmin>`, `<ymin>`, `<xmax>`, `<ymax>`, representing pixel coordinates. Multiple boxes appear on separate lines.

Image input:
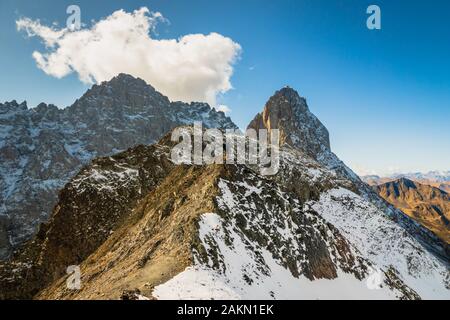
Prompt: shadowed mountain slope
<box><xmin>0</xmin><ymin>74</ymin><xmax>236</xmax><ymax>259</ymax></box>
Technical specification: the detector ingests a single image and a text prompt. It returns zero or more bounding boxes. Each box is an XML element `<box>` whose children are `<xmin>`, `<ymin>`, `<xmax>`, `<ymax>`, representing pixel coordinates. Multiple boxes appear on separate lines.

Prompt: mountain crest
<box><xmin>101</xmin><ymin>73</ymin><xmax>157</xmax><ymax>93</ymax></box>
<box><xmin>1</xmin><ymin>83</ymin><xmax>449</xmax><ymax>300</ymax></box>
<box><xmin>74</xmin><ymin>73</ymin><xmax>169</xmax><ymax>109</ymax></box>
<box><xmin>0</xmin><ymin>100</ymin><xmax>27</xmax><ymax>112</ymax></box>
<box><xmin>272</xmin><ymin>86</ymin><xmax>309</xmax><ymax>112</ymax></box>
<box><xmin>0</xmin><ymin>73</ymin><xmax>237</xmax><ymax>260</ymax></box>
<box><xmin>397</xmin><ymin>177</ymin><xmax>418</xmax><ymax>189</ymax></box>
<box><xmin>248</xmin><ymin>86</ymin><xmax>330</xmax><ymax>161</ymax></box>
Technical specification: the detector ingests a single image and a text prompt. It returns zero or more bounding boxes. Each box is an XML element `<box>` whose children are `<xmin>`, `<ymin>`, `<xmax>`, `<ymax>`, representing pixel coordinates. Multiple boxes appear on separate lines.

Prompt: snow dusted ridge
<box><xmin>154</xmin><ymin>167</ymin><xmax>419</xmax><ymax>300</ymax></box>
<box><xmin>249</xmin><ymin>86</ymin><xmax>448</xmax><ymax>262</ymax></box>
<box><xmin>154</xmin><ymin>213</ymin><xmax>399</xmax><ymax>300</ymax></box>
<box><xmin>153</xmin><ymin>143</ymin><xmax>449</xmax><ymax>300</ymax></box>
<box><xmin>0</xmin><ymin>74</ymin><xmax>236</xmax><ymax>258</ymax></box>
<box><xmin>1</xmin><ymin>82</ymin><xmax>447</xmax><ymax>300</ymax></box>
<box><xmin>309</xmin><ymin>188</ymin><xmax>450</xmax><ymax>300</ymax></box>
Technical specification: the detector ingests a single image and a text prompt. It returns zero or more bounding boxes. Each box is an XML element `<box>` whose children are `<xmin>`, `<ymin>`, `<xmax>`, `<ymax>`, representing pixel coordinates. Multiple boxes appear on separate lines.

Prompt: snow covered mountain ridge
<box><xmin>0</xmin><ymin>84</ymin><xmax>448</xmax><ymax>300</ymax></box>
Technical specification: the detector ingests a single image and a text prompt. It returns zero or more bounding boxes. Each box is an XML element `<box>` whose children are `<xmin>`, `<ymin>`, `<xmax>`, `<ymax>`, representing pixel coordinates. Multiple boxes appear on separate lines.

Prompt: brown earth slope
<box><xmin>376</xmin><ymin>178</ymin><xmax>450</xmax><ymax>244</ymax></box>
<box><xmin>363</xmin><ymin>175</ymin><xmax>450</xmax><ymax>194</ymax></box>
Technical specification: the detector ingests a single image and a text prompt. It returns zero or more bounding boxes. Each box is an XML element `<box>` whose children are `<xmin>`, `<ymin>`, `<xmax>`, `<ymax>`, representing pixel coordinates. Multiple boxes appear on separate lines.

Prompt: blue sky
<box><xmin>0</xmin><ymin>0</ymin><xmax>449</xmax><ymax>175</ymax></box>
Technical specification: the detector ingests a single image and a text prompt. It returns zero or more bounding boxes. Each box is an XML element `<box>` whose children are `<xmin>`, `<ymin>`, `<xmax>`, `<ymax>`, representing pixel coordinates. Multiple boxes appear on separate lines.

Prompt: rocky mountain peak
<box><xmin>248</xmin><ymin>88</ymin><xmax>448</xmax><ymax>261</ymax></box>
<box><xmin>248</xmin><ymin>87</ymin><xmax>330</xmax><ymax>161</ymax></box>
<box><xmin>0</xmin><ymin>74</ymin><xmax>237</xmax><ymax>260</ymax></box>
<box><xmin>74</xmin><ymin>73</ymin><xmax>169</xmax><ymax>110</ymax></box>
<box><xmin>0</xmin><ymin>100</ymin><xmax>27</xmax><ymax>113</ymax></box>
<box><xmin>1</xmin><ymin>81</ymin><xmax>448</xmax><ymax>299</ymax></box>
<box><xmin>101</xmin><ymin>73</ymin><xmax>157</xmax><ymax>94</ymax></box>
<box><xmin>272</xmin><ymin>86</ymin><xmax>309</xmax><ymax>112</ymax></box>
<box><xmin>397</xmin><ymin>177</ymin><xmax>418</xmax><ymax>189</ymax></box>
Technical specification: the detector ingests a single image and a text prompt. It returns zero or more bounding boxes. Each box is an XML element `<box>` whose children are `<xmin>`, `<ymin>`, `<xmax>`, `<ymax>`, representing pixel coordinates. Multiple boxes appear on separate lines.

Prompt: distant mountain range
<box><xmin>376</xmin><ymin>178</ymin><xmax>449</xmax><ymax>244</ymax></box>
<box><xmin>0</xmin><ymin>76</ymin><xmax>448</xmax><ymax>300</ymax></box>
<box><xmin>362</xmin><ymin>172</ymin><xmax>450</xmax><ymax>193</ymax></box>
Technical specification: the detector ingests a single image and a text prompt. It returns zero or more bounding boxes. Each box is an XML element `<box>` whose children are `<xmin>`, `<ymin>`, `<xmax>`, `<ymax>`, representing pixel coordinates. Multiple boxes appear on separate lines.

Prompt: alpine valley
<box><xmin>0</xmin><ymin>75</ymin><xmax>448</xmax><ymax>300</ymax></box>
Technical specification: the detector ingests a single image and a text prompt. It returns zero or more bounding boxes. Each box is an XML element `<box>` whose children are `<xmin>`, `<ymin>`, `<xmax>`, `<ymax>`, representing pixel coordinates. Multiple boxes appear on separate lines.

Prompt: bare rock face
<box><xmin>248</xmin><ymin>87</ymin><xmax>330</xmax><ymax>161</ymax></box>
<box><xmin>248</xmin><ymin>87</ymin><xmax>449</xmax><ymax>262</ymax></box>
<box><xmin>0</xmin><ymin>74</ymin><xmax>237</xmax><ymax>259</ymax></box>
<box><xmin>247</xmin><ymin>87</ymin><xmax>361</xmax><ymax>186</ymax></box>
<box><xmin>0</xmin><ymin>216</ymin><xmax>9</xmax><ymax>258</ymax></box>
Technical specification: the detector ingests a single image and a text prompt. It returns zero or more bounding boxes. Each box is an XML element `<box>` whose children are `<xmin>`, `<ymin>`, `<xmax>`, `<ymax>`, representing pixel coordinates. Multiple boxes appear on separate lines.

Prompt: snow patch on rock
<box><xmin>154</xmin><ymin>213</ymin><xmax>399</xmax><ymax>300</ymax></box>
<box><xmin>308</xmin><ymin>188</ymin><xmax>450</xmax><ymax>300</ymax></box>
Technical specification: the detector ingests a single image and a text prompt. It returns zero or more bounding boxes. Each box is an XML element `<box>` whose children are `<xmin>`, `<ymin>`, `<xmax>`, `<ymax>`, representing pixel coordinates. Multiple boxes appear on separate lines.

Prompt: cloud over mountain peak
<box><xmin>16</xmin><ymin>7</ymin><xmax>241</xmax><ymax>106</ymax></box>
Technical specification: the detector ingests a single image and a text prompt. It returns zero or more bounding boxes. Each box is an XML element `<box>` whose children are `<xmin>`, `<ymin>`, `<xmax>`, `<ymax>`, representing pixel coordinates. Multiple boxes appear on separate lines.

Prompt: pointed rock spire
<box><xmin>248</xmin><ymin>87</ymin><xmax>330</xmax><ymax>161</ymax></box>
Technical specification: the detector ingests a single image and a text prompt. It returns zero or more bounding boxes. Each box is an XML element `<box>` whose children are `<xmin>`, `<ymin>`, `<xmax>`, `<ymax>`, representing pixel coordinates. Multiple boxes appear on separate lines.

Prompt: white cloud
<box><xmin>215</xmin><ymin>104</ymin><xmax>231</xmax><ymax>114</ymax></box>
<box><xmin>16</xmin><ymin>7</ymin><xmax>241</xmax><ymax>106</ymax></box>
<box><xmin>16</xmin><ymin>17</ymin><xmax>66</xmax><ymax>47</ymax></box>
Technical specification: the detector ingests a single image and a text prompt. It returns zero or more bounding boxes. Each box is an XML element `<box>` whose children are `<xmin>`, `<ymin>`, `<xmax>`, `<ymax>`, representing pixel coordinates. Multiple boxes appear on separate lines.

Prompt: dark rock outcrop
<box><xmin>0</xmin><ymin>74</ymin><xmax>237</xmax><ymax>259</ymax></box>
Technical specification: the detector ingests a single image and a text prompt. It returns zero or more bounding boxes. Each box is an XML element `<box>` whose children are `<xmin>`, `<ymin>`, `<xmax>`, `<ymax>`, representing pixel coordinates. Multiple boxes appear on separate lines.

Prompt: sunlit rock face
<box><xmin>248</xmin><ymin>87</ymin><xmax>330</xmax><ymax>161</ymax></box>
<box><xmin>248</xmin><ymin>86</ymin><xmax>449</xmax><ymax>262</ymax></box>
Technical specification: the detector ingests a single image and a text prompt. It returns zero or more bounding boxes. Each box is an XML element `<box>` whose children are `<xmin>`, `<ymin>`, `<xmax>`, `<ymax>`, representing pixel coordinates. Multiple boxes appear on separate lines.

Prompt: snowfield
<box><xmin>153</xmin><ymin>213</ymin><xmax>400</xmax><ymax>300</ymax></box>
<box><xmin>309</xmin><ymin>188</ymin><xmax>450</xmax><ymax>300</ymax></box>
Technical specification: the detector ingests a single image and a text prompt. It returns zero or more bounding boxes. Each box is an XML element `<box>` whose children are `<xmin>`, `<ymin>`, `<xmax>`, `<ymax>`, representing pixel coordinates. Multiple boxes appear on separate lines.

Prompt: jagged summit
<box><xmin>1</xmin><ymin>125</ymin><xmax>448</xmax><ymax>300</ymax></box>
<box><xmin>0</xmin><ymin>100</ymin><xmax>28</xmax><ymax>112</ymax></box>
<box><xmin>73</xmin><ymin>73</ymin><xmax>169</xmax><ymax>110</ymax></box>
<box><xmin>112</xmin><ymin>72</ymin><xmax>148</xmax><ymax>83</ymax></box>
<box><xmin>272</xmin><ymin>86</ymin><xmax>309</xmax><ymax>111</ymax></box>
<box><xmin>249</xmin><ymin>87</ymin><xmax>449</xmax><ymax>262</ymax></box>
<box><xmin>396</xmin><ymin>177</ymin><xmax>419</xmax><ymax>189</ymax></box>
<box><xmin>1</xmin><ymin>81</ymin><xmax>449</xmax><ymax>300</ymax></box>
<box><xmin>96</xmin><ymin>73</ymin><xmax>155</xmax><ymax>91</ymax></box>
<box><xmin>0</xmin><ymin>74</ymin><xmax>237</xmax><ymax>259</ymax></box>
<box><xmin>248</xmin><ymin>86</ymin><xmax>330</xmax><ymax>161</ymax></box>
